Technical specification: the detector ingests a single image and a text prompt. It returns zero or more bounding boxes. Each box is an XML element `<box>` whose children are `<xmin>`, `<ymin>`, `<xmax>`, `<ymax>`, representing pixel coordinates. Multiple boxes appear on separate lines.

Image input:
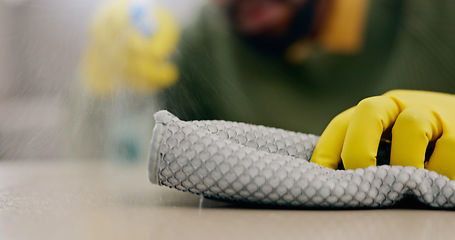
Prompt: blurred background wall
<box><xmin>0</xmin><ymin>0</ymin><xmax>206</xmax><ymax>160</ymax></box>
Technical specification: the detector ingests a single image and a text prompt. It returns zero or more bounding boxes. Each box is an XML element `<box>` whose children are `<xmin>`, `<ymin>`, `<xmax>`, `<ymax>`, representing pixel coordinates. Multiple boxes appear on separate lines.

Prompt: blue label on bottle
<box><xmin>129</xmin><ymin>0</ymin><xmax>158</xmax><ymax>37</ymax></box>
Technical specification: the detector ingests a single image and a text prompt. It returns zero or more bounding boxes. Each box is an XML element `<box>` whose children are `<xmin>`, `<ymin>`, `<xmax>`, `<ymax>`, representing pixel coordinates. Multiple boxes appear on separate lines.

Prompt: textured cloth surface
<box><xmin>149</xmin><ymin>111</ymin><xmax>455</xmax><ymax>208</ymax></box>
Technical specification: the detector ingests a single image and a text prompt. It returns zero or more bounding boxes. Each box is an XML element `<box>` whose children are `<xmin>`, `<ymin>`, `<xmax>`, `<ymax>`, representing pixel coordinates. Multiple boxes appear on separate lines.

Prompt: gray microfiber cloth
<box><xmin>148</xmin><ymin>110</ymin><xmax>455</xmax><ymax>208</ymax></box>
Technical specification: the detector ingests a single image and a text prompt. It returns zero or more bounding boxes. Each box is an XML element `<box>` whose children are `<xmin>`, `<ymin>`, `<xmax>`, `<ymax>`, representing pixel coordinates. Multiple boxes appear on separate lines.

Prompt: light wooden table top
<box><xmin>0</xmin><ymin>160</ymin><xmax>454</xmax><ymax>240</ymax></box>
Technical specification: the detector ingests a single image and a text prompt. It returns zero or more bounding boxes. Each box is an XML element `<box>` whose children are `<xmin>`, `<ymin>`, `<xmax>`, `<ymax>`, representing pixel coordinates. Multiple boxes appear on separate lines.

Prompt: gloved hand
<box><xmin>310</xmin><ymin>90</ymin><xmax>455</xmax><ymax>180</ymax></box>
<box><xmin>83</xmin><ymin>0</ymin><xmax>179</xmax><ymax>95</ymax></box>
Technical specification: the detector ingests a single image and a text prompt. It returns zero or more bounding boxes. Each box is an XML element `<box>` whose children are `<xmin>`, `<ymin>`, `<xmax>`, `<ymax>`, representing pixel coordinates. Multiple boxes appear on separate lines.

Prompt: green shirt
<box><xmin>160</xmin><ymin>0</ymin><xmax>455</xmax><ymax>135</ymax></box>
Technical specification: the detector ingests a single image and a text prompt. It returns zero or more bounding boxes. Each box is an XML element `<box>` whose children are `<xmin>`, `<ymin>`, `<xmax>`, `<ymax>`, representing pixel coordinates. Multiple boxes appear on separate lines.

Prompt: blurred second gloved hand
<box><xmin>311</xmin><ymin>90</ymin><xmax>455</xmax><ymax>180</ymax></box>
<box><xmin>83</xmin><ymin>0</ymin><xmax>179</xmax><ymax>95</ymax></box>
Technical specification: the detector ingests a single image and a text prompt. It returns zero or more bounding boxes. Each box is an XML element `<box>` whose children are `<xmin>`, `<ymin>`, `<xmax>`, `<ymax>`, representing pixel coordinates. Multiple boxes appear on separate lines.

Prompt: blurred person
<box><xmin>159</xmin><ymin>0</ymin><xmax>455</xmax><ymax>178</ymax></box>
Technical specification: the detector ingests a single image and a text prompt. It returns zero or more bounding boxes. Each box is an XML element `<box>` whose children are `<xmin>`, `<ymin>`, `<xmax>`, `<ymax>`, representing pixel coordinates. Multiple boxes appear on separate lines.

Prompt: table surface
<box><xmin>0</xmin><ymin>160</ymin><xmax>454</xmax><ymax>240</ymax></box>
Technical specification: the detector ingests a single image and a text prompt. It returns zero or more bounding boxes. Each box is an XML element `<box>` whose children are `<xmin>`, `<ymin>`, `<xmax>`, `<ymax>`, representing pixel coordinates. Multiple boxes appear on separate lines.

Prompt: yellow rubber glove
<box><xmin>310</xmin><ymin>90</ymin><xmax>455</xmax><ymax>179</ymax></box>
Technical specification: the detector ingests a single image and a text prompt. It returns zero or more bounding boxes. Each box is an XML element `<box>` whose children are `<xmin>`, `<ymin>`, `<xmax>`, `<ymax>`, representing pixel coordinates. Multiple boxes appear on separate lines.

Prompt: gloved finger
<box><xmin>426</xmin><ymin>134</ymin><xmax>455</xmax><ymax>180</ymax></box>
<box><xmin>310</xmin><ymin>108</ymin><xmax>354</xmax><ymax>169</ymax></box>
<box><xmin>341</xmin><ymin>96</ymin><xmax>400</xmax><ymax>169</ymax></box>
<box><xmin>390</xmin><ymin>107</ymin><xmax>443</xmax><ymax>168</ymax></box>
